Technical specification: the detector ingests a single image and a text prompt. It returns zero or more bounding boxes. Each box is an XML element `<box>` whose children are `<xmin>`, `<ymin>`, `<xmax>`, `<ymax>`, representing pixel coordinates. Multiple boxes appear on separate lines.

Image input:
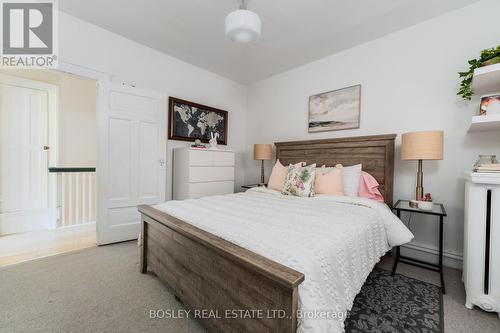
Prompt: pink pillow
<box><xmin>267</xmin><ymin>160</ymin><xmax>305</xmax><ymax>191</ymax></box>
<box><xmin>315</xmin><ymin>165</ymin><xmax>344</xmax><ymax>196</ymax></box>
<box><xmin>359</xmin><ymin>171</ymin><xmax>384</xmax><ymax>202</ymax></box>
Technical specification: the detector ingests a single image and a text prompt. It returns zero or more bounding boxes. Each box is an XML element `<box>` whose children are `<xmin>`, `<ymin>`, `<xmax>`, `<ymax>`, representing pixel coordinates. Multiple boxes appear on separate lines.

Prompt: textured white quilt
<box><xmin>154</xmin><ymin>187</ymin><xmax>413</xmax><ymax>333</ymax></box>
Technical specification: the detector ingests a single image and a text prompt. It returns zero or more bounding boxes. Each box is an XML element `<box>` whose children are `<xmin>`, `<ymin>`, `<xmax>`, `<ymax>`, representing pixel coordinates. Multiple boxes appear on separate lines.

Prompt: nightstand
<box><xmin>391</xmin><ymin>199</ymin><xmax>447</xmax><ymax>294</ymax></box>
<box><xmin>241</xmin><ymin>184</ymin><xmax>267</xmax><ymax>189</ymax></box>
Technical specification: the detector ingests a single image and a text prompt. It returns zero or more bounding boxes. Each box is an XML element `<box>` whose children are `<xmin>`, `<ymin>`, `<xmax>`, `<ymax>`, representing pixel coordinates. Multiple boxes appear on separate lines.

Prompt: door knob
<box><xmin>43</xmin><ymin>146</ymin><xmax>50</xmax><ymax>150</ymax></box>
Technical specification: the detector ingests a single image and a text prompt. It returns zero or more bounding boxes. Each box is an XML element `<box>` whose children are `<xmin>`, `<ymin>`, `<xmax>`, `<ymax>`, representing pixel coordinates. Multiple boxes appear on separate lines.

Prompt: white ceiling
<box><xmin>60</xmin><ymin>0</ymin><xmax>479</xmax><ymax>84</ymax></box>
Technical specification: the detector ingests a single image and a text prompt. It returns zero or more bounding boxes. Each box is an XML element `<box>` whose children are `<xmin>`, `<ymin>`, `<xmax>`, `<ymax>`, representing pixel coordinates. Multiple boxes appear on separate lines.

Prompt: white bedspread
<box><xmin>154</xmin><ymin>187</ymin><xmax>413</xmax><ymax>333</ymax></box>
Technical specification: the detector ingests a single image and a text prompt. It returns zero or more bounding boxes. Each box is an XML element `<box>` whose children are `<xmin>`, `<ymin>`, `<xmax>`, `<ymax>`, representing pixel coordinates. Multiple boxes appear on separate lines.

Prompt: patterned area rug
<box><xmin>345</xmin><ymin>268</ymin><xmax>443</xmax><ymax>333</ymax></box>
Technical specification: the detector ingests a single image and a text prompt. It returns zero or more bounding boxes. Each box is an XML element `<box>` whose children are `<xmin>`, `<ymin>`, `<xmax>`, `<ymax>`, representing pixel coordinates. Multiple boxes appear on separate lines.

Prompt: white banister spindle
<box><xmin>75</xmin><ymin>173</ymin><xmax>80</xmax><ymax>225</ymax></box>
<box><xmin>82</xmin><ymin>173</ymin><xmax>88</xmax><ymax>223</ymax></box>
<box><xmin>88</xmin><ymin>173</ymin><xmax>93</xmax><ymax>222</ymax></box>
<box><xmin>68</xmin><ymin>174</ymin><xmax>73</xmax><ymax>226</ymax></box>
<box><xmin>61</xmin><ymin>173</ymin><xmax>66</xmax><ymax>227</ymax></box>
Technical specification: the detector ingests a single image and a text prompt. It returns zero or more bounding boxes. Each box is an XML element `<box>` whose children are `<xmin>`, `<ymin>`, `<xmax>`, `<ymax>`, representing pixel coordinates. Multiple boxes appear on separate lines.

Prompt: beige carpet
<box><xmin>1</xmin><ymin>241</ymin><xmax>499</xmax><ymax>333</ymax></box>
<box><xmin>0</xmin><ymin>241</ymin><xmax>204</xmax><ymax>333</ymax></box>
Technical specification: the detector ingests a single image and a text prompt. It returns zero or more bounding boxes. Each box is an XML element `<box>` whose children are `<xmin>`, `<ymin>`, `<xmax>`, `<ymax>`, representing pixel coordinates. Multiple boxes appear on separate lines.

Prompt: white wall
<box><xmin>58</xmin><ymin>75</ymin><xmax>97</xmax><ymax>167</ymax></box>
<box><xmin>58</xmin><ymin>11</ymin><xmax>247</xmax><ymax>200</ymax></box>
<box><xmin>245</xmin><ymin>0</ymin><xmax>500</xmax><ymax>268</ymax></box>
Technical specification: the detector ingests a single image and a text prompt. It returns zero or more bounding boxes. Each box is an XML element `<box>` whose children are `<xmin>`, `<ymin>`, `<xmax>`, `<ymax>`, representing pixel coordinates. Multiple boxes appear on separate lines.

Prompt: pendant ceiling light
<box><xmin>225</xmin><ymin>0</ymin><xmax>261</xmax><ymax>43</ymax></box>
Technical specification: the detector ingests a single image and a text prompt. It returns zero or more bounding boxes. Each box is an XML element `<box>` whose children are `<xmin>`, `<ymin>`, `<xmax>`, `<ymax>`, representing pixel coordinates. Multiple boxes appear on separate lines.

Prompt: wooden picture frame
<box><xmin>168</xmin><ymin>97</ymin><xmax>228</xmax><ymax>145</ymax></box>
<box><xmin>308</xmin><ymin>84</ymin><xmax>361</xmax><ymax>133</ymax></box>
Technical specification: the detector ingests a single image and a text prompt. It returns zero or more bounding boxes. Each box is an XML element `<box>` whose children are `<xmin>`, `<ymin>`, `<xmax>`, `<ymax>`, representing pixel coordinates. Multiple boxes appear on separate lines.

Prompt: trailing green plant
<box><xmin>458</xmin><ymin>45</ymin><xmax>500</xmax><ymax>100</ymax></box>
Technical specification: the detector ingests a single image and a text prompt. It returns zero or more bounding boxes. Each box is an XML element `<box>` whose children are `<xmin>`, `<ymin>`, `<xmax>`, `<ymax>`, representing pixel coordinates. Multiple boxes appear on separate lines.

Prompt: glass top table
<box><xmin>391</xmin><ymin>199</ymin><xmax>447</xmax><ymax>294</ymax></box>
<box><xmin>393</xmin><ymin>200</ymin><xmax>447</xmax><ymax>217</ymax></box>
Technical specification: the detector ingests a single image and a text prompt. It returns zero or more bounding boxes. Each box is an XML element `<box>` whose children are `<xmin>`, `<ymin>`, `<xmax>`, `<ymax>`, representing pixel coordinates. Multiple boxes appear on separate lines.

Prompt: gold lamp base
<box><xmin>259</xmin><ymin>160</ymin><xmax>265</xmax><ymax>186</ymax></box>
<box><xmin>412</xmin><ymin>159</ymin><xmax>424</xmax><ymax>206</ymax></box>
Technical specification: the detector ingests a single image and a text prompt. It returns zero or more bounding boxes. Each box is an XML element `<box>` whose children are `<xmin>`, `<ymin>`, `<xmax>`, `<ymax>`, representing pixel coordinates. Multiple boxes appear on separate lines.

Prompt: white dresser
<box><xmin>173</xmin><ymin>148</ymin><xmax>235</xmax><ymax>200</ymax></box>
<box><xmin>463</xmin><ymin>172</ymin><xmax>500</xmax><ymax>318</ymax></box>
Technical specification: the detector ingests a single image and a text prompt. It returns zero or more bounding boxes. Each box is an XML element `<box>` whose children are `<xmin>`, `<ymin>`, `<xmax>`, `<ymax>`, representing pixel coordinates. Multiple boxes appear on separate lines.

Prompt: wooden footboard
<box><xmin>138</xmin><ymin>205</ymin><xmax>305</xmax><ymax>333</ymax></box>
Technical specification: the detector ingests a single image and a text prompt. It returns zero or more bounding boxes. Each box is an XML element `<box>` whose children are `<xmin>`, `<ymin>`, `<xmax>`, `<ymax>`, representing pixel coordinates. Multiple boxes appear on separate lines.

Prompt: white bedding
<box><xmin>154</xmin><ymin>187</ymin><xmax>413</xmax><ymax>333</ymax></box>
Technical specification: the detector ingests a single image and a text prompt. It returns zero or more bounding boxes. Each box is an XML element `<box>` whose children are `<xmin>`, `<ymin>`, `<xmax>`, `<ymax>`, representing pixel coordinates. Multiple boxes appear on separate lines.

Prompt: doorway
<box><xmin>0</xmin><ymin>69</ymin><xmax>98</xmax><ymax>266</ymax></box>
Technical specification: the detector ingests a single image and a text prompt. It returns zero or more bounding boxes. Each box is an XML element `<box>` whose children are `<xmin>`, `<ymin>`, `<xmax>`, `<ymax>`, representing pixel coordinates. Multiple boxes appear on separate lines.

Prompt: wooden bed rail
<box><xmin>138</xmin><ymin>204</ymin><xmax>304</xmax><ymax>332</ymax></box>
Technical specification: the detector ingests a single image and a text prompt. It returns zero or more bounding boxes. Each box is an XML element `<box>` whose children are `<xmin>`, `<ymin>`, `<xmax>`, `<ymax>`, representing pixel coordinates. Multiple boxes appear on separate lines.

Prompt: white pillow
<box><xmin>342</xmin><ymin>164</ymin><xmax>362</xmax><ymax>196</ymax></box>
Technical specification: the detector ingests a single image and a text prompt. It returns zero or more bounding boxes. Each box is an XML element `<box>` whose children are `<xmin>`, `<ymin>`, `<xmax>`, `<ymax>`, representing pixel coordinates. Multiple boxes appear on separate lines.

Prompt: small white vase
<box><xmin>417</xmin><ymin>201</ymin><xmax>433</xmax><ymax>211</ymax></box>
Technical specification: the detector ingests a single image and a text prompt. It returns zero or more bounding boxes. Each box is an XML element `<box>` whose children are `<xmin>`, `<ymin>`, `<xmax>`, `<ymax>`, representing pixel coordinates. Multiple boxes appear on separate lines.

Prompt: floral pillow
<box><xmin>282</xmin><ymin>163</ymin><xmax>317</xmax><ymax>197</ymax></box>
<box><xmin>268</xmin><ymin>160</ymin><xmax>305</xmax><ymax>191</ymax></box>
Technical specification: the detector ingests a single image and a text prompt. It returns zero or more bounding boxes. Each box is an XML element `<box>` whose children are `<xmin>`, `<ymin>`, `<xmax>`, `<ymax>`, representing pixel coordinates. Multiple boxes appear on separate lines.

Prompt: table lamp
<box><xmin>401</xmin><ymin>131</ymin><xmax>443</xmax><ymax>206</ymax></box>
<box><xmin>253</xmin><ymin>144</ymin><xmax>272</xmax><ymax>186</ymax></box>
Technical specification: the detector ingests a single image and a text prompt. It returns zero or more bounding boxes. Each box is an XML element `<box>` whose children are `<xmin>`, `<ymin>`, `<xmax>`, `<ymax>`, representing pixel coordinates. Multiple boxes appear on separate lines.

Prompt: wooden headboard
<box><xmin>275</xmin><ymin>134</ymin><xmax>396</xmax><ymax>206</ymax></box>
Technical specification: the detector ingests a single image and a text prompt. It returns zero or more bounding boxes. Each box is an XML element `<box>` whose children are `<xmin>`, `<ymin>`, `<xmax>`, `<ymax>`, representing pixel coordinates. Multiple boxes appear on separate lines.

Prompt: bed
<box><xmin>138</xmin><ymin>134</ymin><xmax>413</xmax><ymax>333</ymax></box>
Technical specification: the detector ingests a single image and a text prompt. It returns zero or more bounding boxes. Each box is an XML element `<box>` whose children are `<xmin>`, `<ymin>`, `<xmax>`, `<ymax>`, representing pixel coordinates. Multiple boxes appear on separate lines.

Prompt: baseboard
<box><xmin>398</xmin><ymin>242</ymin><xmax>463</xmax><ymax>270</ymax></box>
<box><xmin>57</xmin><ymin>222</ymin><xmax>96</xmax><ymax>229</ymax></box>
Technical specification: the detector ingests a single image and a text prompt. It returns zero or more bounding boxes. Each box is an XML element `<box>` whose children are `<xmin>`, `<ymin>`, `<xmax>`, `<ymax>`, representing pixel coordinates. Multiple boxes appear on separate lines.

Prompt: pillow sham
<box><xmin>342</xmin><ymin>164</ymin><xmax>362</xmax><ymax>197</ymax></box>
<box><xmin>359</xmin><ymin>171</ymin><xmax>384</xmax><ymax>202</ymax></box>
<box><xmin>315</xmin><ymin>165</ymin><xmax>344</xmax><ymax>196</ymax></box>
<box><xmin>267</xmin><ymin>160</ymin><xmax>305</xmax><ymax>191</ymax></box>
<box><xmin>282</xmin><ymin>163</ymin><xmax>316</xmax><ymax>197</ymax></box>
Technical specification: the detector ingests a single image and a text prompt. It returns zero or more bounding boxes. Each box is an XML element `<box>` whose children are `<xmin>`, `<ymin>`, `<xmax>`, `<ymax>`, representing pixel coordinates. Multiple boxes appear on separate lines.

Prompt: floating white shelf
<box><xmin>469</xmin><ymin>114</ymin><xmax>500</xmax><ymax>132</ymax></box>
<box><xmin>472</xmin><ymin>62</ymin><xmax>500</xmax><ymax>94</ymax></box>
<box><xmin>468</xmin><ymin>63</ymin><xmax>500</xmax><ymax>132</ymax></box>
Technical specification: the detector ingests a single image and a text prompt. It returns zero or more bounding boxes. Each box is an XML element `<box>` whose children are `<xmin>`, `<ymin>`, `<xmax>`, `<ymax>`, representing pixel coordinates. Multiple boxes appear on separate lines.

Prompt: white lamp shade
<box><xmin>225</xmin><ymin>9</ymin><xmax>261</xmax><ymax>43</ymax></box>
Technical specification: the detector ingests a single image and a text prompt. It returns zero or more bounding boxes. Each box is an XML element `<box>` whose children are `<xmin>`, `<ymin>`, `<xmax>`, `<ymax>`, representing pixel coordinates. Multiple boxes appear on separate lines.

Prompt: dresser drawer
<box><xmin>215</xmin><ymin>152</ymin><xmax>235</xmax><ymax>166</ymax></box>
<box><xmin>188</xmin><ymin>150</ymin><xmax>214</xmax><ymax>166</ymax></box>
<box><xmin>188</xmin><ymin>181</ymin><xmax>234</xmax><ymax>198</ymax></box>
<box><xmin>188</xmin><ymin>150</ymin><xmax>235</xmax><ymax>166</ymax></box>
<box><xmin>188</xmin><ymin>166</ymin><xmax>234</xmax><ymax>182</ymax></box>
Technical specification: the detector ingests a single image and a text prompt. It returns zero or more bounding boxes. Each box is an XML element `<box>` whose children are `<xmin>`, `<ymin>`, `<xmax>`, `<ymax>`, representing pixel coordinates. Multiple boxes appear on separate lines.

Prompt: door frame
<box><xmin>56</xmin><ymin>61</ymin><xmax>168</xmax><ymax>245</ymax></box>
<box><xmin>0</xmin><ymin>74</ymin><xmax>59</xmax><ymax>231</ymax></box>
<box><xmin>56</xmin><ymin>62</ymin><xmax>111</xmax><ymax>244</ymax></box>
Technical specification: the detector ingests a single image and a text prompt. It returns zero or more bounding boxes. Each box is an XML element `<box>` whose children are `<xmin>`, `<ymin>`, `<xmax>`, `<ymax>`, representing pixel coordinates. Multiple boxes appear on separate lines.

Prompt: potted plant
<box><xmin>418</xmin><ymin>193</ymin><xmax>434</xmax><ymax>211</ymax></box>
<box><xmin>458</xmin><ymin>45</ymin><xmax>500</xmax><ymax>100</ymax></box>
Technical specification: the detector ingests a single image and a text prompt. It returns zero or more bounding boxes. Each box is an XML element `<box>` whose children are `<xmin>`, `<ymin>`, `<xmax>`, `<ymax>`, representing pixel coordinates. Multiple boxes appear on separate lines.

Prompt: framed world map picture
<box><xmin>168</xmin><ymin>97</ymin><xmax>228</xmax><ymax>145</ymax></box>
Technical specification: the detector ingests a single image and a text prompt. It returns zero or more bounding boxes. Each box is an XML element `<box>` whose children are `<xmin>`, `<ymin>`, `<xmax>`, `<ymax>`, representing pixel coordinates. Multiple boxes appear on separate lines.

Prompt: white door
<box><xmin>97</xmin><ymin>82</ymin><xmax>166</xmax><ymax>245</ymax></box>
<box><xmin>0</xmin><ymin>83</ymin><xmax>50</xmax><ymax>234</ymax></box>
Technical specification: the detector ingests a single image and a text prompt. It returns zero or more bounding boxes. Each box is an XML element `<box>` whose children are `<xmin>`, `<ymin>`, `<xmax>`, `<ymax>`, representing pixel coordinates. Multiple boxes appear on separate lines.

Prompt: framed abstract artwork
<box><xmin>308</xmin><ymin>84</ymin><xmax>361</xmax><ymax>132</ymax></box>
<box><xmin>168</xmin><ymin>97</ymin><xmax>228</xmax><ymax>145</ymax></box>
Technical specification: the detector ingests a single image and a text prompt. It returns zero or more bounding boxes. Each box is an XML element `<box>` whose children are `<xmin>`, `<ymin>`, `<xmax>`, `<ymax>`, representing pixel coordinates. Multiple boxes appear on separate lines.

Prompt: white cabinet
<box><xmin>173</xmin><ymin>148</ymin><xmax>235</xmax><ymax>200</ymax></box>
<box><xmin>463</xmin><ymin>172</ymin><xmax>500</xmax><ymax>318</ymax></box>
